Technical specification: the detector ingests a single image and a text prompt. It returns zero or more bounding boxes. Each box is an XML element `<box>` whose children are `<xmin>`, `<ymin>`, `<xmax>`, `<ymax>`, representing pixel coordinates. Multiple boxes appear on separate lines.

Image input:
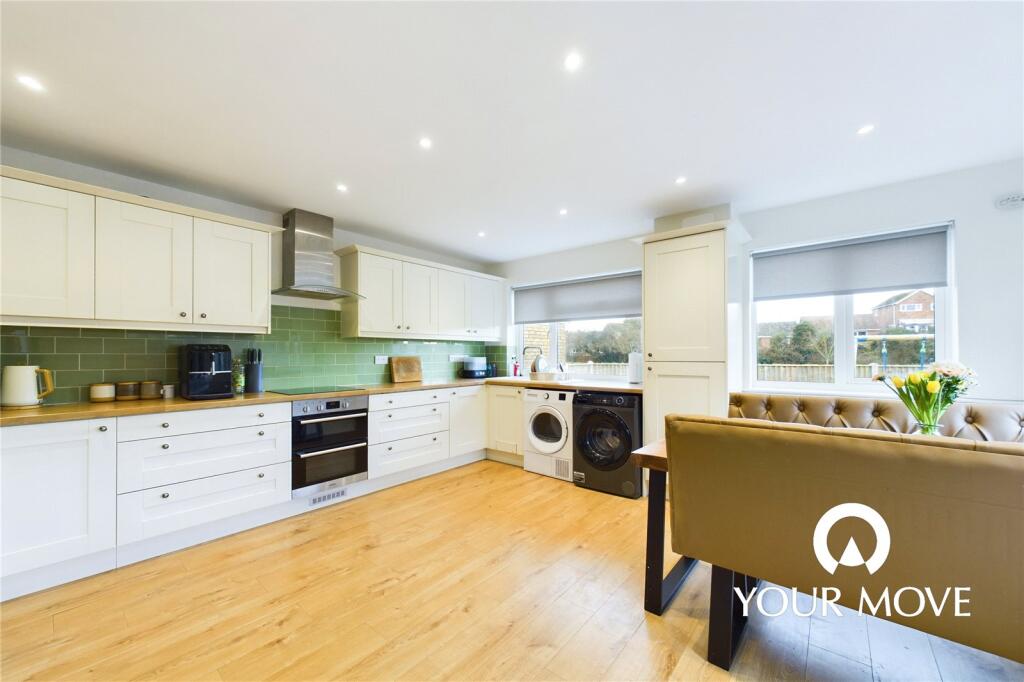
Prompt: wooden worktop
<box><xmin>0</xmin><ymin>379</ymin><xmax>487</xmax><ymax>427</ymax></box>
<box><xmin>1</xmin><ymin>376</ymin><xmax>645</xmax><ymax>428</ymax></box>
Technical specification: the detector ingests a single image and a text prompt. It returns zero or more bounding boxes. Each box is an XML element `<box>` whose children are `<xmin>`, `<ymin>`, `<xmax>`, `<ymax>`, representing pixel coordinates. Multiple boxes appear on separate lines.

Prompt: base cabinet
<box><xmin>487</xmin><ymin>386</ymin><xmax>523</xmax><ymax>454</ymax></box>
<box><xmin>369</xmin><ymin>432</ymin><xmax>449</xmax><ymax>479</ymax></box>
<box><xmin>449</xmin><ymin>385</ymin><xmax>488</xmax><ymax>455</ymax></box>
<box><xmin>117</xmin><ymin>462</ymin><xmax>291</xmax><ymax>544</ymax></box>
<box><xmin>643</xmin><ymin>361</ymin><xmax>727</xmax><ymax>444</ymax></box>
<box><xmin>1</xmin><ymin>418</ymin><xmax>116</xmax><ymax>576</ymax></box>
<box><xmin>368</xmin><ymin>403</ymin><xmax>449</xmax><ymax>444</ymax></box>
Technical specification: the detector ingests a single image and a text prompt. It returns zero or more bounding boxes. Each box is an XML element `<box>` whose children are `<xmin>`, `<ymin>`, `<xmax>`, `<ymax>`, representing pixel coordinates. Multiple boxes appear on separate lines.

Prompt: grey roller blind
<box><xmin>752</xmin><ymin>224</ymin><xmax>950</xmax><ymax>301</ymax></box>
<box><xmin>514</xmin><ymin>272</ymin><xmax>642</xmax><ymax>324</ymax></box>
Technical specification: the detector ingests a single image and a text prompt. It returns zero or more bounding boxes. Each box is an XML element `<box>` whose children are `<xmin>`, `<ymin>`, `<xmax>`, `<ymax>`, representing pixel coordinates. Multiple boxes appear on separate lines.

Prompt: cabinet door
<box><xmin>1</xmin><ymin>178</ymin><xmax>95</xmax><ymax>318</ymax></box>
<box><xmin>487</xmin><ymin>386</ymin><xmax>522</xmax><ymax>453</ymax></box>
<box><xmin>643</xmin><ymin>230</ymin><xmax>726</xmax><ymax>362</ymax></box>
<box><xmin>1</xmin><ymin>418</ymin><xmax>116</xmax><ymax>576</ymax></box>
<box><xmin>449</xmin><ymin>385</ymin><xmax>488</xmax><ymax>455</ymax></box>
<box><xmin>193</xmin><ymin>218</ymin><xmax>270</xmax><ymax>328</ymax></box>
<box><xmin>467</xmin><ymin>276</ymin><xmax>501</xmax><ymax>340</ymax></box>
<box><xmin>369</xmin><ymin>432</ymin><xmax>449</xmax><ymax>479</ymax></box>
<box><xmin>358</xmin><ymin>253</ymin><xmax>403</xmax><ymax>333</ymax></box>
<box><xmin>401</xmin><ymin>262</ymin><xmax>439</xmax><ymax>334</ymax></box>
<box><xmin>96</xmin><ymin>198</ymin><xmax>193</xmax><ymax>323</ymax></box>
<box><xmin>437</xmin><ymin>270</ymin><xmax>468</xmax><ymax>336</ymax></box>
<box><xmin>642</xmin><ymin>362</ymin><xmax>726</xmax><ymax>444</ymax></box>
<box><xmin>368</xmin><ymin>403</ymin><xmax>449</xmax><ymax>445</ymax></box>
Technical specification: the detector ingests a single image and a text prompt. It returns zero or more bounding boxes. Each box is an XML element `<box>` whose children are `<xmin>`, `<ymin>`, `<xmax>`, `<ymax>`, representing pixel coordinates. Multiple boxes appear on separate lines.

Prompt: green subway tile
<box><xmin>0</xmin><ymin>326</ymin><xmax>30</xmax><ymax>336</ymax></box>
<box><xmin>55</xmin><ymin>337</ymin><xmax>103</xmax><ymax>353</ymax></box>
<box><xmin>125</xmin><ymin>353</ymin><xmax>170</xmax><ymax>369</ymax></box>
<box><xmin>103</xmin><ymin>369</ymin><xmax>148</xmax><ymax>382</ymax></box>
<box><xmin>290</xmin><ymin>307</ymin><xmax>316</xmax><ymax>319</ymax></box>
<box><xmin>126</xmin><ymin>329</ymin><xmax>166</xmax><ymax>339</ymax></box>
<box><xmin>271</xmin><ymin>305</ymin><xmax>291</xmax><ymax>319</ymax></box>
<box><xmin>145</xmin><ymin>369</ymin><xmax>176</xmax><ymax>383</ymax></box>
<box><xmin>46</xmin><ymin>387</ymin><xmax>80</xmax><ymax>405</ymax></box>
<box><xmin>80</xmin><ymin>354</ymin><xmax>126</xmax><ymax>370</ymax></box>
<box><xmin>81</xmin><ymin>328</ymin><xmax>125</xmax><ymax>338</ymax></box>
<box><xmin>30</xmin><ymin>327</ymin><xmax>81</xmax><ymax>337</ymax></box>
<box><xmin>146</xmin><ymin>339</ymin><xmax>178</xmax><ymax>353</ymax></box>
<box><xmin>54</xmin><ymin>369</ymin><xmax>105</xmax><ymax>386</ymax></box>
<box><xmin>0</xmin><ymin>353</ymin><xmax>29</xmax><ymax>366</ymax></box>
<box><xmin>3</xmin><ymin>336</ymin><xmax>55</xmax><ymax>353</ymax></box>
<box><xmin>28</xmin><ymin>354</ymin><xmax>80</xmax><ymax>370</ymax></box>
<box><xmin>104</xmin><ymin>338</ymin><xmax>146</xmax><ymax>354</ymax></box>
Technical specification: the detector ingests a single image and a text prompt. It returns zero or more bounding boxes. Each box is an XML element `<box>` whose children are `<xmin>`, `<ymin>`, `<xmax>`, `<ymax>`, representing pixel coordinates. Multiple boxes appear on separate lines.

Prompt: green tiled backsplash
<box><xmin>1</xmin><ymin>305</ymin><xmax>509</xmax><ymax>405</ymax></box>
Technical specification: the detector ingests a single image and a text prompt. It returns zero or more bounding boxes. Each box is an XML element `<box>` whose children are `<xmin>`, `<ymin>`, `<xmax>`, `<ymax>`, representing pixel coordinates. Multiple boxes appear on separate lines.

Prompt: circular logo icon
<box><xmin>813</xmin><ymin>503</ymin><xmax>890</xmax><ymax>575</ymax></box>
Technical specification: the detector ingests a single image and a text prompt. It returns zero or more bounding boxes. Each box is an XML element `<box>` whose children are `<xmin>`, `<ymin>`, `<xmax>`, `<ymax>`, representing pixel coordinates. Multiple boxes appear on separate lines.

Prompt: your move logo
<box><xmin>735</xmin><ymin>502</ymin><xmax>971</xmax><ymax>620</ymax></box>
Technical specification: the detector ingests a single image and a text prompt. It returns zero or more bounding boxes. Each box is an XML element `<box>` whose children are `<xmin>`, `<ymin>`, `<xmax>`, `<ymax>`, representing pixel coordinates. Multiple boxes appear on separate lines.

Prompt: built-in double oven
<box><xmin>291</xmin><ymin>395</ymin><xmax>369</xmax><ymax>497</ymax></box>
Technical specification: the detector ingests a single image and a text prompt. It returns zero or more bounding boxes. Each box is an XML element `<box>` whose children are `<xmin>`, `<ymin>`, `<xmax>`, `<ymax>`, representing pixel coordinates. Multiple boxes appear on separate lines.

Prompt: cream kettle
<box><xmin>1</xmin><ymin>366</ymin><xmax>55</xmax><ymax>408</ymax></box>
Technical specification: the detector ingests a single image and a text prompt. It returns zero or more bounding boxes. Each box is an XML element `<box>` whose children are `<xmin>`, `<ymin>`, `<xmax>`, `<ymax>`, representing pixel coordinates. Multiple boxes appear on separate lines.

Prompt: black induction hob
<box><xmin>270</xmin><ymin>385</ymin><xmax>364</xmax><ymax>395</ymax></box>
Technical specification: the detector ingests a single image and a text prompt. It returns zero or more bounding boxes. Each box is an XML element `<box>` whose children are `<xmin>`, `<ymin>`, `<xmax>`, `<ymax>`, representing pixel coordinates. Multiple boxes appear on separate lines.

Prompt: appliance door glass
<box><xmin>576</xmin><ymin>409</ymin><xmax>632</xmax><ymax>470</ymax></box>
<box><xmin>293</xmin><ymin>442</ymin><xmax>368</xmax><ymax>489</ymax></box>
<box><xmin>528</xmin><ymin>407</ymin><xmax>567</xmax><ymax>454</ymax></box>
<box><xmin>293</xmin><ymin>412</ymin><xmax>368</xmax><ymax>450</ymax></box>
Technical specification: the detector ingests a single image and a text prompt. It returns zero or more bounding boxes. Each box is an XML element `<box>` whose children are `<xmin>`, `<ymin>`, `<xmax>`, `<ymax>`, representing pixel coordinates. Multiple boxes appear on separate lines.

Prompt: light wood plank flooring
<box><xmin>2</xmin><ymin>461</ymin><xmax>1021</xmax><ymax>681</ymax></box>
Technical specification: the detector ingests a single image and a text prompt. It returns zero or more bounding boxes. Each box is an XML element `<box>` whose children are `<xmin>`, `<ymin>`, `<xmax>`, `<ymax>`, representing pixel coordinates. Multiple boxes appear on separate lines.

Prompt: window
<box><xmin>751</xmin><ymin>225</ymin><xmax>950</xmax><ymax>391</ymax></box>
<box><xmin>513</xmin><ymin>272</ymin><xmax>642</xmax><ymax>379</ymax></box>
<box><xmin>516</xmin><ymin>318</ymin><xmax>642</xmax><ymax>379</ymax></box>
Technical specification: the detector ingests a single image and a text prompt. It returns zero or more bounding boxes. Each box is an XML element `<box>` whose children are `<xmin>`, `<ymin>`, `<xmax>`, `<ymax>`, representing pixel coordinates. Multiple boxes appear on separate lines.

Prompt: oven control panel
<box><xmin>292</xmin><ymin>394</ymin><xmax>369</xmax><ymax>416</ymax></box>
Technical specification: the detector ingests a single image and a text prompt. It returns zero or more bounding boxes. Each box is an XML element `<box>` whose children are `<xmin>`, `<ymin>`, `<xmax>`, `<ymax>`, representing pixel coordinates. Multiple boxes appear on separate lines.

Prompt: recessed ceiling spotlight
<box><xmin>564</xmin><ymin>51</ymin><xmax>583</xmax><ymax>73</ymax></box>
<box><xmin>675</xmin><ymin>176</ymin><xmax>687</xmax><ymax>185</ymax></box>
<box><xmin>857</xmin><ymin>123</ymin><xmax>876</xmax><ymax>136</ymax></box>
<box><xmin>336</xmin><ymin>183</ymin><xmax>349</xmax><ymax>193</ymax></box>
<box><xmin>16</xmin><ymin>74</ymin><xmax>44</xmax><ymax>92</ymax></box>
<box><xmin>477</xmin><ymin>231</ymin><xmax>486</xmax><ymax>238</ymax></box>
<box><xmin>559</xmin><ymin>208</ymin><xmax>568</xmax><ymax>216</ymax></box>
<box><xmin>419</xmin><ymin>137</ymin><xmax>433</xmax><ymax>150</ymax></box>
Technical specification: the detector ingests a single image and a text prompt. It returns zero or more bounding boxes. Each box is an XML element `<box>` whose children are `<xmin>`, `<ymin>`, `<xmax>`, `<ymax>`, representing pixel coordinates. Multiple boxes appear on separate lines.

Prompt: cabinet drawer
<box><xmin>117</xmin><ymin>402</ymin><xmax>290</xmax><ymax>441</ymax></box>
<box><xmin>368</xmin><ymin>403</ymin><xmax>449</xmax><ymax>445</ymax></box>
<box><xmin>117</xmin><ymin>423</ymin><xmax>290</xmax><ymax>493</ymax></box>
<box><xmin>369</xmin><ymin>389</ymin><xmax>448</xmax><ymax>412</ymax></box>
<box><xmin>369</xmin><ymin>432</ymin><xmax>449</xmax><ymax>479</ymax></box>
<box><xmin>117</xmin><ymin>462</ymin><xmax>291</xmax><ymax>544</ymax></box>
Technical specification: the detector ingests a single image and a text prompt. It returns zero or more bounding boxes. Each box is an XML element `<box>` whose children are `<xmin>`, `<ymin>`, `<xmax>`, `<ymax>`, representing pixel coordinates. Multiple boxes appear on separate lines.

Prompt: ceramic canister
<box><xmin>89</xmin><ymin>382</ymin><xmax>116</xmax><ymax>403</ymax></box>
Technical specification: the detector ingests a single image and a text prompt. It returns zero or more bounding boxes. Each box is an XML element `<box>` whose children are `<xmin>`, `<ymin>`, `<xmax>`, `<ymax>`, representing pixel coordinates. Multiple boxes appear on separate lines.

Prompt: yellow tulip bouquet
<box><xmin>873</xmin><ymin>362</ymin><xmax>977</xmax><ymax>435</ymax></box>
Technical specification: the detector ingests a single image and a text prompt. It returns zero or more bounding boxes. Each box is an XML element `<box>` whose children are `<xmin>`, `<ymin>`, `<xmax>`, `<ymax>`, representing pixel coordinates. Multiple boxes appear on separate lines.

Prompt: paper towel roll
<box><xmin>627</xmin><ymin>352</ymin><xmax>643</xmax><ymax>384</ymax></box>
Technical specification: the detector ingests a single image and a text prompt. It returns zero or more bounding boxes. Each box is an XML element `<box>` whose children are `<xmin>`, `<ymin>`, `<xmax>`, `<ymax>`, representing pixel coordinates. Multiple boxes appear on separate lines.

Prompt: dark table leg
<box><xmin>644</xmin><ymin>468</ymin><xmax>697</xmax><ymax>615</ymax></box>
<box><xmin>708</xmin><ymin>565</ymin><xmax>759</xmax><ymax>670</ymax></box>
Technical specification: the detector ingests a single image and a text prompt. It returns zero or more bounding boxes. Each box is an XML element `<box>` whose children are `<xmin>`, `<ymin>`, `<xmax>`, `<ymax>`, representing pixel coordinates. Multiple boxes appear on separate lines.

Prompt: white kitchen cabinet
<box><xmin>369</xmin><ymin>389</ymin><xmax>447</xmax><ymax>412</ymax></box>
<box><xmin>643</xmin><ymin>228</ymin><xmax>726</xmax><ymax>362</ymax></box>
<box><xmin>642</xmin><ymin>361</ymin><xmax>727</xmax><ymax>444</ymax></box>
<box><xmin>95</xmin><ymin>197</ymin><xmax>194</xmax><ymax>324</ymax></box>
<box><xmin>467</xmin><ymin>276</ymin><xmax>501</xmax><ymax>339</ymax></box>
<box><xmin>401</xmin><ymin>261</ymin><xmax>439</xmax><ymax>334</ymax></box>
<box><xmin>339</xmin><ymin>244</ymin><xmax>504</xmax><ymax>341</ymax></box>
<box><xmin>117</xmin><ymin>422</ymin><xmax>291</xmax><ymax>493</ymax></box>
<box><xmin>438</xmin><ymin>270</ymin><xmax>469</xmax><ymax>336</ymax></box>
<box><xmin>117</xmin><ymin>462</ymin><xmax>291</xmax><ymax>545</ymax></box>
<box><xmin>0</xmin><ymin>177</ymin><xmax>96</xmax><ymax>319</ymax></box>
<box><xmin>487</xmin><ymin>385</ymin><xmax>522</xmax><ymax>454</ymax></box>
<box><xmin>193</xmin><ymin>218</ymin><xmax>270</xmax><ymax>328</ymax></box>
<box><xmin>1</xmin><ymin>418</ymin><xmax>116</xmax><ymax>577</ymax></box>
<box><xmin>368</xmin><ymin>403</ymin><xmax>449</xmax><ymax>445</ymax></box>
<box><xmin>449</xmin><ymin>385</ymin><xmax>488</xmax><ymax>455</ymax></box>
<box><xmin>369</xmin><ymin>432</ymin><xmax>450</xmax><ymax>479</ymax></box>
<box><xmin>117</xmin><ymin>402</ymin><xmax>289</xmax><ymax>441</ymax></box>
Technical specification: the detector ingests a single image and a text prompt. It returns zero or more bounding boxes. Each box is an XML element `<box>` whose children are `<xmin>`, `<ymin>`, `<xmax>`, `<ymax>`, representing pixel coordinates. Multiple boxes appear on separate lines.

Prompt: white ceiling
<box><xmin>2</xmin><ymin>2</ymin><xmax>1021</xmax><ymax>263</ymax></box>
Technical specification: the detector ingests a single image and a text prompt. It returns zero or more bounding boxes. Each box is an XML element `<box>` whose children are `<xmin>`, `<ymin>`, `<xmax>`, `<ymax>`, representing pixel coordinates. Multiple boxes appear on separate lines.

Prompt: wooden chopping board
<box><xmin>389</xmin><ymin>356</ymin><xmax>423</xmax><ymax>383</ymax></box>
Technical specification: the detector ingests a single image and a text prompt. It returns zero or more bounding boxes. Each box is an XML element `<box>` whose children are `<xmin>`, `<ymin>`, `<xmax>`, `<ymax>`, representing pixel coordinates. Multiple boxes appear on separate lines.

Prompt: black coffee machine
<box><xmin>178</xmin><ymin>344</ymin><xmax>233</xmax><ymax>400</ymax></box>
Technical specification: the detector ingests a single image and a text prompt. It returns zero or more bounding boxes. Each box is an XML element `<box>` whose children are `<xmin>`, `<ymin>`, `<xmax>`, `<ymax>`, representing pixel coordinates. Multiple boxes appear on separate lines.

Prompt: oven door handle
<box><xmin>298</xmin><ymin>442</ymin><xmax>368</xmax><ymax>459</ymax></box>
<box><xmin>298</xmin><ymin>412</ymin><xmax>368</xmax><ymax>425</ymax></box>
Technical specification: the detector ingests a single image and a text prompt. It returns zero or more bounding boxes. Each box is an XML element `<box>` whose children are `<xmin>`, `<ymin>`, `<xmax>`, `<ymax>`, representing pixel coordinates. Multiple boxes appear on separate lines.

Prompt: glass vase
<box><xmin>916</xmin><ymin>422</ymin><xmax>940</xmax><ymax>436</ymax></box>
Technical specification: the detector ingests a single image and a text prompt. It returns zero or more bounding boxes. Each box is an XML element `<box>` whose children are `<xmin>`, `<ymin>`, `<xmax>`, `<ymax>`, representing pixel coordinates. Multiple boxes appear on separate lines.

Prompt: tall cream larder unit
<box><xmin>642</xmin><ymin>223</ymin><xmax>728</xmax><ymax>444</ymax></box>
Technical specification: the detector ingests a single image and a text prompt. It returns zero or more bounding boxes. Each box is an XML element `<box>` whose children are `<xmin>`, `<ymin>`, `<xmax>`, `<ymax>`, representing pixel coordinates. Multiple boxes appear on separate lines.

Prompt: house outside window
<box><xmin>750</xmin><ymin>225</ymin><xmax>951</xmax><ymax>392</ymax></box>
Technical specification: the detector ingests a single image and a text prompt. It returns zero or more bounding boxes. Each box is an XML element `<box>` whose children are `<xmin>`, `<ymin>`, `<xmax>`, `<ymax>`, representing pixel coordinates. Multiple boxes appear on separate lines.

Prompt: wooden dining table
<box><xmin>629</xmin><ymin>439</ymin><xmax>698</xmax><ymax>615</ymax></box>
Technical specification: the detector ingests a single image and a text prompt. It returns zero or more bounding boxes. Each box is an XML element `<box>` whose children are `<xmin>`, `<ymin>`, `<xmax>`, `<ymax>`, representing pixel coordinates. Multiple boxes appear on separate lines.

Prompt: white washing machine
<box><xmin>522</xmin><ymin>389</ymin><xmax>575</xmax><ymax>481</ymax></box>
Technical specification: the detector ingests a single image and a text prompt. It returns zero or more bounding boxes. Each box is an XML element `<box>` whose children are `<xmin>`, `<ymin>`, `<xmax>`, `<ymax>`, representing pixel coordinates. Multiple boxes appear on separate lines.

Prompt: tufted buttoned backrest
<box><xmin>728</xmin><ymin>392</ymin><xmax>1024</xmax><ymax>443</ymax></box>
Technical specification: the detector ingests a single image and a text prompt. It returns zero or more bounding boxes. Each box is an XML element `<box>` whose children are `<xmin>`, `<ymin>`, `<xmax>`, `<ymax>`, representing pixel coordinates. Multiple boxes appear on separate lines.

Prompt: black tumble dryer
<box><xmin>572</xmin><ymin>391</ymin><xmax>642</xmax><ymax>498</ymax></box>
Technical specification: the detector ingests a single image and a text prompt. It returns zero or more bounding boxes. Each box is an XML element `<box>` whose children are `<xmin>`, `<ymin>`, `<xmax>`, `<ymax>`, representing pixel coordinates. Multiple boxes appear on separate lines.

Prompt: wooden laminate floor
<box><xmin>2</xmin><ymin>461</ymin><xmax>1021</xmax><ymax>681</ymax></box>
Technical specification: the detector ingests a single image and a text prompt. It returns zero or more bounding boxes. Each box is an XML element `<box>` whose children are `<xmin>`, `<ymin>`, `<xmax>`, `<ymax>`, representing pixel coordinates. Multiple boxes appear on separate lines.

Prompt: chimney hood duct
<box><xmin>273</xmin><ymin>209</ymin><xmax>363</xmax><ymax>300</ymax></box>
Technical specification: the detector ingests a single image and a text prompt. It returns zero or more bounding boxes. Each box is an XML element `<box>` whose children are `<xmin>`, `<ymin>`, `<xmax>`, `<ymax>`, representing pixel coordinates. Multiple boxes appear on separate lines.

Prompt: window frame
<box><xmin>749</xmin><ymin>288</ymin><xmax>951</xmax><ymax>396</ymax></box>
<box><xmin>514</xmin><ymin>317</ymin><xmax>642</xmax><ymax>380</ymax></box>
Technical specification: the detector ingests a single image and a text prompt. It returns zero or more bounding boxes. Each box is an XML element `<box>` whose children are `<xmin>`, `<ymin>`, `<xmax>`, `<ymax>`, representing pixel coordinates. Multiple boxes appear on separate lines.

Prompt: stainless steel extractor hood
<box><xmin>273</xmin><ymin>209</ymin><xmax>363</xmax><ymax>299</ymax></box>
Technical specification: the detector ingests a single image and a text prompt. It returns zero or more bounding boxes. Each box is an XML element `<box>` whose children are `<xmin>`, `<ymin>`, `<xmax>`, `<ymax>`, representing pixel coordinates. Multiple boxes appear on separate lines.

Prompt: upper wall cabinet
<box><xmin>96</xmin><ymin>198</ymin><xmax>194</xmax><ymax>324</ymax></box>
<box><xmin>0</xmin><ymin>169</ymin><xmax>280</xmax><ymax>334</ymax></box>
<box><xmin>339</xmin><ymin>245</ymin><xmax>505</xmax><ymax>342</ymax></box>
<box><xmin>643</xmin><ymin>228</ymin><xmax>726</xmax><ymax>362</ymax></box>
<box><xmin>193</xmin><ymin>218</ymin><xmax>270</xmax><ymax>328</ymax></box>
<box><xmin>1</xmin><ymin>177</ymin><xmax>96</xmax><ymax>319</ymax></box>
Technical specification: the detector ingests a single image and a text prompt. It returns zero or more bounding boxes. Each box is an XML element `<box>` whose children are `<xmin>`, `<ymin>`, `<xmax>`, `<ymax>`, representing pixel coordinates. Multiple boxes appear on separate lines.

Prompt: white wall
<box><xmin>1</xmin><ymin>146</ymin><xmax>489</xmax><ymax>310</ymax></box>
<box><xmin>494</xmin><ymin>236</ymin><xmax>643</xmax><ymax>287</ymax></box>
<box><xmin>739</xmin><ymin>159</ymin><xmax>1024</xmax><ymax>402</ymax></box>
